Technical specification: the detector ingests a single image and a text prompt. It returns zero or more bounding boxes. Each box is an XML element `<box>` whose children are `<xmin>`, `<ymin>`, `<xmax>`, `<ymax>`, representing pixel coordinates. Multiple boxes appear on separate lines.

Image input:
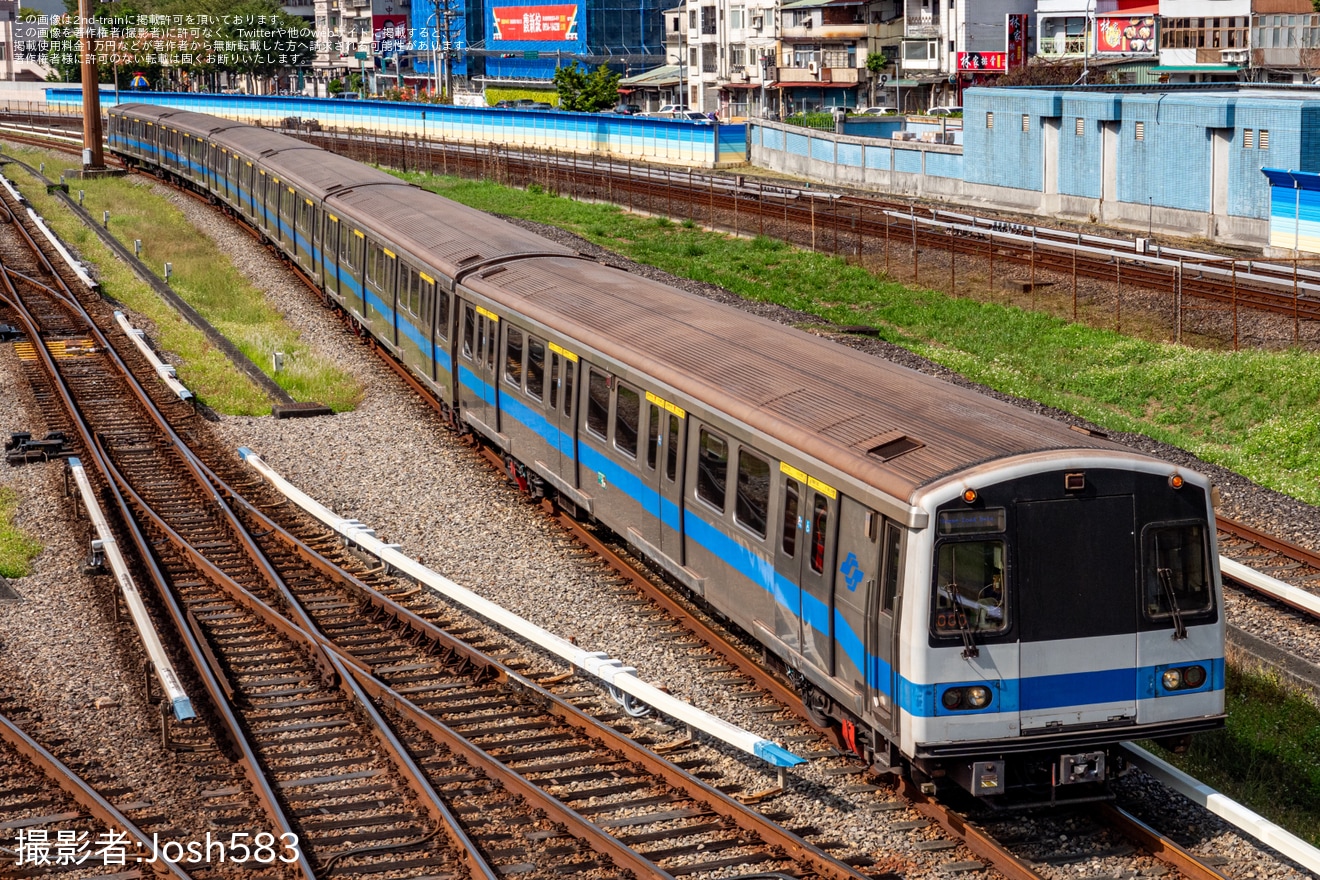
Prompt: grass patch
<box><xmin>1142</xmin><ymin>664</ymin><xmax>1320</xmax><ymax>845</ymax></box>
<box><xmin>395</xmin><ymin>169</ymin><xmax>1320</xmax><ymax>506</ymax></box>
<box><xmin>0</xmin><ymin>487</ymin><xmax>41</xmax><ymax>579</ymax></box>
<box><xmin>3</xmin><ymin>144</ymin><xmax>363</xmax><ymax>415</ymax></box>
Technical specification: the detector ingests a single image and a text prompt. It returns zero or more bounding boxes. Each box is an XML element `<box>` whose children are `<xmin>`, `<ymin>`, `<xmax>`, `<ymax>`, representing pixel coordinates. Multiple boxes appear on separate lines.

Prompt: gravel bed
<box><xmin>2</xmin><ymin>177</ymin><xmax>1315</xmax><ymax>878</ymax></box>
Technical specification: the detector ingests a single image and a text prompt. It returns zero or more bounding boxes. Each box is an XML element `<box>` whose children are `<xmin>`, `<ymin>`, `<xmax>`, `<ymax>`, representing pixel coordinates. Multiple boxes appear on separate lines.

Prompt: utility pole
<box><xmin>78</xmin><ymin>0</ymin><xmax>105</xmax><ymax>170</ymax></box>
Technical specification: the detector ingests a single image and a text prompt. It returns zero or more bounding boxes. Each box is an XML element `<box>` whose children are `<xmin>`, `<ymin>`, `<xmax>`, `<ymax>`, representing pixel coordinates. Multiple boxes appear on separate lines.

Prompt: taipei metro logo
<box><xmin>840</xmin><ymin>552</ymin><xmax>863</xmax><ymax>591</ymax></box>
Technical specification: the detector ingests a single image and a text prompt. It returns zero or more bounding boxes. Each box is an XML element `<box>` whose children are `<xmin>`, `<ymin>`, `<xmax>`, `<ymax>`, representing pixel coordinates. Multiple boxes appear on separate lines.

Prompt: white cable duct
<box><xmin>1121</xmin><ymin>744</ymin><xmax>1320</xmax><ymax>875</ymax></box>
<box><xmin>238</xmin><ymin>447</ymin><xmax>805</xmax><ymax>768</ymax></box>
<box><xmin>114</xmin><ymin>311</ymin><xmax>194</xmax><ymax>402</ymax></box>
<box><xmin>1219</xmin><ymin>556</ymin><xmax>1320</xmax><ymax>618</ymax></box>
<box><xmin>68</xmin><ymin>458</ymin><xmax>196</xmax><ymax>722</ymax></box>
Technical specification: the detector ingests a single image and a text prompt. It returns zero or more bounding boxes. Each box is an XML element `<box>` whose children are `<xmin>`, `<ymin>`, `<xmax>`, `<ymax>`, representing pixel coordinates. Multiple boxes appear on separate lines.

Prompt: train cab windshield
<box><xmin>1142</xmin><ymin>521</ymin><xmax>1214</xmax><ymax>623</ymax></box>
<box><xmin>933</xmin><ymin>538</ymin><xmax>1007</xmax><ymax>636</ymax></box>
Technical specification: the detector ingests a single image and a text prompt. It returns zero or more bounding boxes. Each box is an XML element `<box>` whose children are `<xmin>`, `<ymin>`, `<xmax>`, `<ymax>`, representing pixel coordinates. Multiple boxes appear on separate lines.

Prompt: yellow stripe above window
<box><xmin>645</xmin><ymin>391</ymin><xmax>686</xmax><ymax>418</ymax></box>
<box><xmin>476</xmin><ymin>306</ymin><xmax>499</xmax><ymax>322</ymax></box>
<box><xmin>548</xmin><ymin>342</ymin><xmax>578</xmax><ymax>362</ymax></box>
<box><xmin>419</xmin><ymin>271</ymin><xmax>434</xmax><ymax>284</ymax></box>
<box><xmin>383</xmin><ymin>248</ymin><xmax>396</xmax><ymax>258</ymax></box>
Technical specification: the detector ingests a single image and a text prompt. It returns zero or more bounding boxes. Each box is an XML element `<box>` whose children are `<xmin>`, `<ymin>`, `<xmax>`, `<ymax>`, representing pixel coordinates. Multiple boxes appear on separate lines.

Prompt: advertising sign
<box><xmin>492</xmin><ymin>4</ymin><xmax>579</xmax><ymax>41</ymax></box>
<box><xmin>957</xmin><ymin>51</ymin><xmax>1006</xmax><ymax>72</ymax></box>
<box><xmin>372</xmin><ymin>14</ymin><xmax>409</xmax><ymax>57</ymax></box>
<box><xmin>1006</xmin><ymin>13</ymin><xmax>1028</xmax><ymax>69</ymax></box>
<box><xmin>1096</xmin><ymin>16</ymin><xmax>1157</xmax><ymax>54</ymax></box>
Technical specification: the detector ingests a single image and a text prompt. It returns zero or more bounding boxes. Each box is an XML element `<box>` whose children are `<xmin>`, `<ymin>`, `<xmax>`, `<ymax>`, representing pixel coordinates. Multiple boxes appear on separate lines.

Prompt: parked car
<box><xmin>612</xmin><ymin>103</ymin><xmax>642</xmax><ymax>115</ymax></box>
<box><xmin>926</xmin><ymin>106</ymin><xmax>964</xmax><ymax>116</ymax></box>
<box><xmin>854</xmin><ymin>106</ymin><xmax>898</xmax><ymax>116</ymax></box>
<box><xmin>528</xmin><ymin>102</ymin><xmax>554</xmax><ymax>110</ymax></box>
<box><xmin>331</xmin><ymin>92</ymin><xmax>361</xmax><ymax>100</ymax></box>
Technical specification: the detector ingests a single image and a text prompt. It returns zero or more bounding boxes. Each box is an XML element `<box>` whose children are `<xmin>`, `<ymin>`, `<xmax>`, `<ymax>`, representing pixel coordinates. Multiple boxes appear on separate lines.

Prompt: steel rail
<box><xmin>93</xmin><ymin>437</ymin><xmax>501</xmax><ymax>880</ymax></box>
<box><xmin>0</xmin><ymin>181</ymin><xmax>318</xmax><ymax>880</ymax></box>
<box><xmin>198</xmin><ymin>455</ymin><xmax>874</xmax><ymax>880</ymax></box>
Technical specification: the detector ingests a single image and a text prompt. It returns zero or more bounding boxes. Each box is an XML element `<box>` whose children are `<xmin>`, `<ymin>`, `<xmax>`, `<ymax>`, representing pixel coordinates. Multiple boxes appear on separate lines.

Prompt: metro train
<box><xmin>107</xmin><ymin>103</ymin><xmax>1226</xmax><ymax>805</ymax></box>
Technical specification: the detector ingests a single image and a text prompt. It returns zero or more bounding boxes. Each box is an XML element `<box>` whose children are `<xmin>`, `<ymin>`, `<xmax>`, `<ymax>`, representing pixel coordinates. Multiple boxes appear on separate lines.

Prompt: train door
<box><xmin>457</xmin><ymin>303</ymin><xmax>499</xmax><ymax>437</ymax></box>
<box><xmin>659</xmin><ymin>405</ymin><xmax>686</xmax><ymax>562</ymax></box>
<box><xmin>772</xmin><ymin>469</ymin><xmax>837</xmax><ymax>671</ymax></box>
<box><xmin>295</xmin><ymin>197</ymin><xmax>316</xmax><ymax>275</ymax></box>
<box><xmin>322</xmin><ymin>214</ymin><xmax>342</xmax><ymax>302</ymax></box>
<box><xmin>547</xmin><ymin>344</ymin><xmax>578</xmax><ymax>483</ymax></box>
<box><xmin>363</xmin><ymin>240</ymin><xmax>396</xmax><ymax>342</ymax></box>
<box><xmin>867</xmin><ymin>521</ymin><xmax>903</xmax><ymax>732</ymax></box>
<box><xmin>1015</xmin><ymin>496</ymin><xmax>1138</xmax><ymax>731</ymax></box>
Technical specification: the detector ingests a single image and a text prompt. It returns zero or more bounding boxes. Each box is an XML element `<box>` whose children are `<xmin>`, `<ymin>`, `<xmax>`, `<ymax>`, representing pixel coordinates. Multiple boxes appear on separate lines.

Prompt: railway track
<box><xmin>0</xmin><ymin>121</ymin><xmax>1302</xmax><ymax>880</ymax></box>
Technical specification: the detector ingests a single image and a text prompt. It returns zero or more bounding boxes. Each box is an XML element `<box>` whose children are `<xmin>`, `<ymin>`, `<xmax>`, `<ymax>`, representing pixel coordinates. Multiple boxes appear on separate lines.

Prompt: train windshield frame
<box><xmin>931</xmin><ymin>536</ymin><xmax>1008</xmax><ymax>637</ymax></box>
<box><xmin>1141</xmin><ymin>519</ymin><xmax>1215</xmax><ymax>623</ymax></box>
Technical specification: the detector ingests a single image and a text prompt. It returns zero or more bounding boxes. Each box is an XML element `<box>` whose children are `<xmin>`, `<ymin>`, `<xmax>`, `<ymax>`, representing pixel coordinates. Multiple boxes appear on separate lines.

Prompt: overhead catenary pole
<box><xmin>78</xmin><ymin>0</ymin><xmax>105</xmax><ymax>169</ymax></box>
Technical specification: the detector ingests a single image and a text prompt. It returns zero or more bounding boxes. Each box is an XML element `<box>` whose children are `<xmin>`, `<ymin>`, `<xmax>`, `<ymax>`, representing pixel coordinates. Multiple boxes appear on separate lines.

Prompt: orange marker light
<box><xmin>1169</xmin><ymin>474</ymin><xmax>1184</xmax><ymax>489</ymax></box>
<box><xmin>962</xmin><ymin>488</ymin><xmax>977</xmax><ymax>504</ymax></box>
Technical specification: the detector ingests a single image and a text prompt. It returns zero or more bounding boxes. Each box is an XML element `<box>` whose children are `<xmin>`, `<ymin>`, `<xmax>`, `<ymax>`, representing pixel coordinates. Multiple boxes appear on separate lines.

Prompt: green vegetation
<box><xmin>1144</xmin><ymin>664</ymin><xmax>1320</xmax><ymax>844</ymax></box>
<box><xmin>552</xmin><ymin>63</ymin><xmax>623</xmax><ymax>112</ymax></box>
<box><xmin>5</xmin><ymin>145</ymin><xmax>362</xmax><ymax>414</ymax></box>
<box><xmin>396</xmin><ymin>171</ymin><xmax>1320</xmax><ymax>506</ymax></box>
<box><xmin>484</xmin><ymin>87</ymin><xmax>559</xmax><ymax>107</ymax></box>
<box><xmin>0</xmin><ymin>487</ymin><xmax>41</xmax><ymax>579</ymax></box>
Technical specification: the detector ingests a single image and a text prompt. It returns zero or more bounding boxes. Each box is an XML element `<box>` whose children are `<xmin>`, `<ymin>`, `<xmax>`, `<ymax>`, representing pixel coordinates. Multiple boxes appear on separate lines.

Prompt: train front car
<box><xmin>902</xmin><ymin>451</ymin><xmax>1225</xmax><ymax>805</ymax></box>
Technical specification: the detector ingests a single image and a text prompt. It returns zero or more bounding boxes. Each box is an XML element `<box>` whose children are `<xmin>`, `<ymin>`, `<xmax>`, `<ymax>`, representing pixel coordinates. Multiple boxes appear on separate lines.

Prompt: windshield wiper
<box><xmin>944</xmin><ymin>583</ymin><xmax>980</xmax><ymax>658</ymax></box>
<box><xmin>1157</xmin><ymin>567</ymin><xmax>1188</xmax><ymax>640</ymax></box>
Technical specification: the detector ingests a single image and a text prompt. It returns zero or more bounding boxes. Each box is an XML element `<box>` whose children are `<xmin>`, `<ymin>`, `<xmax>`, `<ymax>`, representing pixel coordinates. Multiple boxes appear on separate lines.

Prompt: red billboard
<box><xmin>372</xmin><ymin>15</ymin><xmax>408</xmax><ymax>57</ymax></box>
<box><xmin>1096</xmin><ymin>17</ymin><xmax>1157</xmax><ymax>54</ymax></box>
<box><xmin>492</xmin><ymin>4</ymin><xmax>579</xmax><ymax>41</ymax></box>
<box><xmin>957</xmin><ymin>51</ymin><xmax>1006</xmax><ymax>73</ymax></box>
<box><xmin>1006</xmin><ymin>13</ymin><xmax>1028</xmax><ymax>69</ymax></box>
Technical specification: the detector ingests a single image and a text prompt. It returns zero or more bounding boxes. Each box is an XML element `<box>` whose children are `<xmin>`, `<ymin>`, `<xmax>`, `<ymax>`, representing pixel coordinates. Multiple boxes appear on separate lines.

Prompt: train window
<box><xmin>696</xmin><ymin>429</ymin><xmax>728</xmax><ymax>512</ymax></box>
<box><xmin>297</xmin><ymin>199</ymin><xmax>311</xmax><ymax>235</ymax></box>
<box><xmin>1142</xmin><ymin>522</ymin><xmax>1213</xmax><ymax>621</ymax></box>
<box><xmin>734</xmin><ymin>449</ymin><xmax>770</xmax><ymax>538</ymax></box>
<box><xmin>340</xmin><ymin>231</ymin><xmax>358</xmax><ymax>270</ymax></box>
<box><xmin>781</xmin><ymin>479</ymin><xmax>799</xmax><ymax>557</ymax></box>
<box><xmin>809</xmin><ymin>494</ymin><xmax>828</xmax><ymax>573</ymax></box>
<box><xmin>435</xmin><ymin>289</ymin><xmax>450</xmax><ymax>339</ymax></box>
<box><xmin>505</xmin><ymin>326</ymin><xmax>524</xmax><ymax>387</ymax></box>
<box><xmin>325</xmin><ymin>220</ymin><xmax>339</xmax><ymax>263</ymax></box>
<box><xmin>462</xmin><ymin>306</ymin><xmax>475</xmax><ymax>359</ymax></box>
<box><xmin>646</xmin><ymin>403</ymin><xmax>660</xmax><ymax>470</ymax></box>
<box><xmin>586</xmin><ymin>369</ymin><xmax>610</xmax><ymax>438</ymax></box>
<box><xmin>933</xmin><ymin>540</ymin><xmax>1007</xmax><ymax>636</ymax></box>
<box><xmin>666</xmin><ymin>416</ymin><xmax>680</xmax><ymax>481</ymax></box>
<box><xmin>484</xmin><ymin>317</ymin><xmax>497</xmax><ymax>371</ymax></box>
<box><xmin>399</xmin><ymin>266</ymin><xmax>418</xmax><ymax>318</ymax></box>
<box><xmin>366</xmin><ymin>244</ymin><xmax>382</xmax><ymax>287</ymax></box>
<box><xmin>880</xmin><ymin>522</ymin><xmax>901</xmax><ymax>614</ymax></box>
<box><xmin>527</xmin><ymin>338</ymin><xmax>545</xmax><ymax>400</ymax></box>
<box><xmin>549</xmin><ymin>356</ymin><xmax>559</xmax><ymax>409</ymax></box>
<box><xmin>615</xmin><ymin>384</ymin><xmax>640</xmax><ymax>458</ymax></box>
<box><xmin>563</xmin><ymin>359</ymin><xmax>575</xmax><ymax>418</ymax></box>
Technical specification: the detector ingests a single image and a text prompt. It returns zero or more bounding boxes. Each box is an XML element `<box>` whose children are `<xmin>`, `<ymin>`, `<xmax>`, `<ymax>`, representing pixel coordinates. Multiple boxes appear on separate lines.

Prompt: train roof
<box><xmin>328</xmin><ymin>185</ymin><xmax>576</xmax><ymax>274</ymax></box>
<box><xmin>461</xmin><ymin>255</ymin><xmax>1124</xmax><ymax>502</ymax></box>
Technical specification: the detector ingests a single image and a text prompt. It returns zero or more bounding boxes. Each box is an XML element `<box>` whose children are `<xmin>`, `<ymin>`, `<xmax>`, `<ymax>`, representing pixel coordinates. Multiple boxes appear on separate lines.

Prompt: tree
<box><xmin>553</xmin><ymin>63</ymin><xmax>622</xmax><ymax>112</ymax></box>
<box><xmin>865</xmin><ymin>50</ymin><xmax>889</xmax><ymax>107</ymax></box>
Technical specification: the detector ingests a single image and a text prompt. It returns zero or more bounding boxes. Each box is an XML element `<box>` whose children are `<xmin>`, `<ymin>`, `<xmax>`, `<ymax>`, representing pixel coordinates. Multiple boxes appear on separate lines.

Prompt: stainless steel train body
<box><xmin>108</xmin><ymin>104</ymin><xmax>1226</xmax><ymax>804</ymax></box>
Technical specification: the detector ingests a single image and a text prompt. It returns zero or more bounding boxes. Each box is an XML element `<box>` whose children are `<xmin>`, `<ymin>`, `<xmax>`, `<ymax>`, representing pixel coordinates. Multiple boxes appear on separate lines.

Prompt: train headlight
<box><xmin>1160</xmin><ymin>664</ymin><xmax>1209</xmax><ymax>692</ymax></box>
<box><xmin>940</xmin><ymin>685</ymin><xmax>994</xmax><ymax>711</ymax></box>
